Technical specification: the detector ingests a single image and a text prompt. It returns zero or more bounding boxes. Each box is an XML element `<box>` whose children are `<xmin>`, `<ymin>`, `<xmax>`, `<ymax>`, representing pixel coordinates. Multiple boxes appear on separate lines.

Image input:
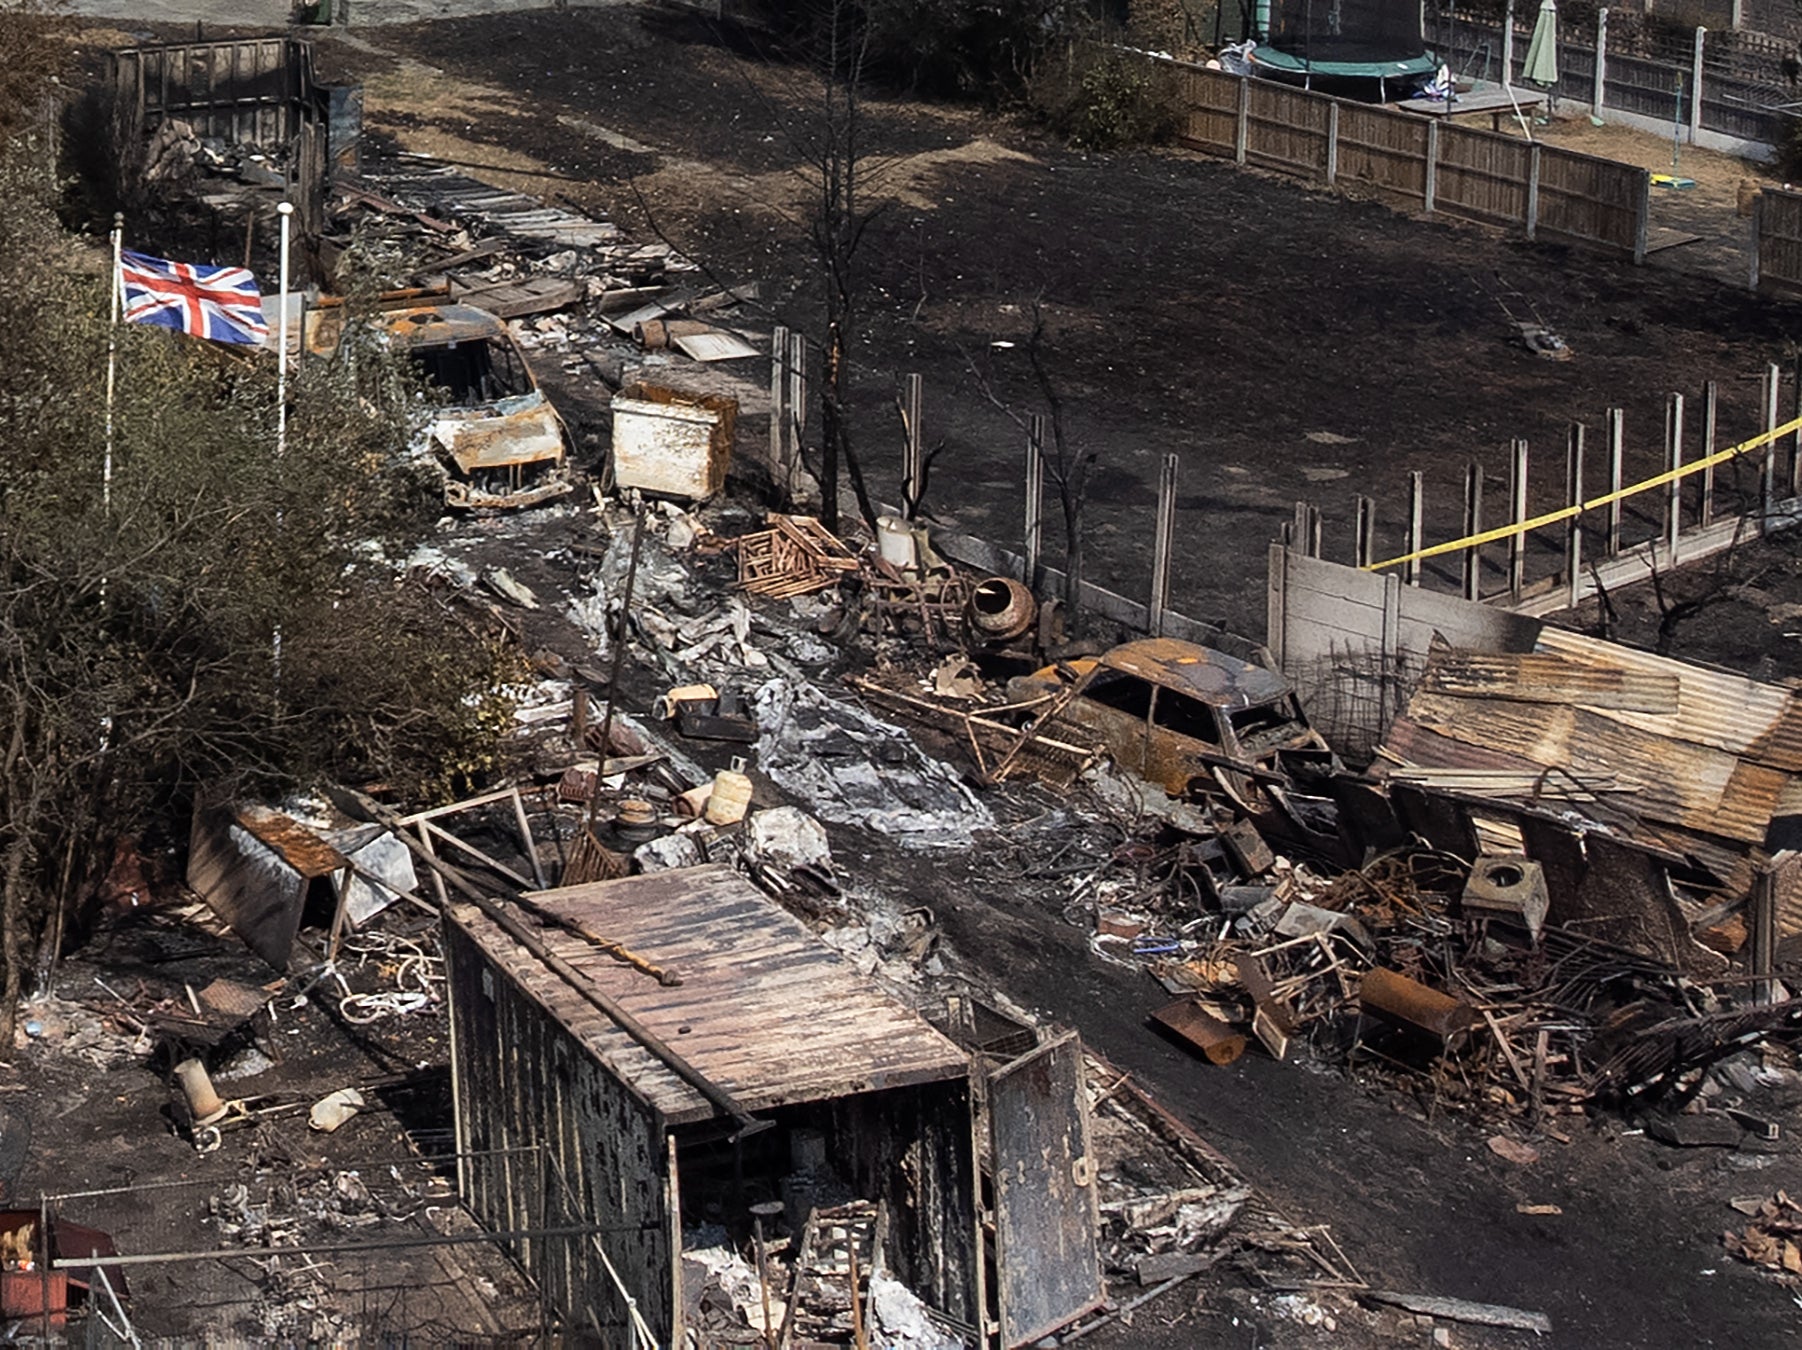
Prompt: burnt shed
<box><xmin>442</xmin><ymin>863</ymin><xmax>980</xmax><ymax>1344</ymax></box>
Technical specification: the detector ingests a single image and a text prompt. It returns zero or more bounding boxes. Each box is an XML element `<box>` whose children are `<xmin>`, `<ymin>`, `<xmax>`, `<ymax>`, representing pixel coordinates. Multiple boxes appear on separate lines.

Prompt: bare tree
<box><xmin>785</xmin><ymin>0</ymin><xmax>884</xmax><ymax>535</ymax></box>
<box><xmin>966</xmin><ymin>299</ymin><xmax>1099</xmax><ymax>623</ymax></box>
<box><xmin>0</xmin><ymin>153</ymin><xmax>505</xmax><ymax>1044</ymax></box>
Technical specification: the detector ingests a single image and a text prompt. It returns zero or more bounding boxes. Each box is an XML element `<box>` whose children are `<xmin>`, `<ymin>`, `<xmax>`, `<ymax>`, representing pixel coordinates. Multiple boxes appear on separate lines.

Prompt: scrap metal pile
<box><xmin>1011</xmin><ymin>803</ymin><xmax>1802</xmax><ymax>1132</ymax></box>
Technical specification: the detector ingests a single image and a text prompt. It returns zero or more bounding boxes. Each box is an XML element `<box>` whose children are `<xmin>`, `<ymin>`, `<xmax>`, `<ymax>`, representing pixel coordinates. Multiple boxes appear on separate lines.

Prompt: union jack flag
<box><xmin>119</xmin><ymin>250</ymin><xmax>269</xmax><ymax>346</ymax></box>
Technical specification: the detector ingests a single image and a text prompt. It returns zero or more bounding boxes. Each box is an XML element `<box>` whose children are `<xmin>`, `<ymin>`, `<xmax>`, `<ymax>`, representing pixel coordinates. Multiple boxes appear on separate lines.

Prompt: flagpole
<box><xmin>104</xmin><ymin>211</ymin><xmax>122</xmax><ymax>516</ymax></box>
<box><xmin>277</xmin><ymin>200</ymin><xmax>293</xmax><ymax>462</ymax></box>
<box><xmin>272</xmin><ymin>201</ymin><xmax>294</xmax><ymax>702</ymax></box>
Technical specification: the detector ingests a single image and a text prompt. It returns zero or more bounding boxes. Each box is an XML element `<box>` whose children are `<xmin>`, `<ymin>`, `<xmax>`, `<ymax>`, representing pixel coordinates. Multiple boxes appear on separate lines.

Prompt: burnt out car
<box><xmin>384</xmin><ymin>303</ymin><xmax>573</xmax><ymax>509</ymax></box>
<box><xmin>273</xmin><ymin>292</ymin><xmax>573</xmax><ymax>510</ymax></box>
<box><xmin>1008</xmin><ymin>638</ymin><xmax>1337</xmax><ymax>826</ymax></box>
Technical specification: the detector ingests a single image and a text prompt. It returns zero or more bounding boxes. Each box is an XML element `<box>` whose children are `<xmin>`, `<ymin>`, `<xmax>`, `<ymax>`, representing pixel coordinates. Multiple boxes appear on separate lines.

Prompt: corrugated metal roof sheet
<box><xmin>1419</xmin><ymin>650</ymin><xmax>1679</xmax><ymax>713</ymax></box>
<box><xmin>1378</xmin><ymin>632</ymin><xmax>1802</xmax><ymax>878</ymax></box>
<box><xmin>1535</xmin><ymin>629</ymin><xmax>1802</xmax><ymax>771</ymax></box>
<box><xmin>448</xmin><ymin>864</ymin><xmax>968</xmax><ymax>1125</ymax></box>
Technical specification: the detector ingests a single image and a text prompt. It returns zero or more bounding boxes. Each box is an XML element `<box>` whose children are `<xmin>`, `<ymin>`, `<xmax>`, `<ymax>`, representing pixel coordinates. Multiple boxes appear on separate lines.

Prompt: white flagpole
<box><xmin>276</xmin><ymin>200</ymin><xmax>293</xmax><ymax>461</ymax></box>
<box><xmin>273</xmin><ymin>200</ymin><xmax>294</xmax><ymax>701</ymax></box>
<box><xmin>104</xmin><ymin>211</ymin><xmax>122</xmax><ymax>515</ymax></box>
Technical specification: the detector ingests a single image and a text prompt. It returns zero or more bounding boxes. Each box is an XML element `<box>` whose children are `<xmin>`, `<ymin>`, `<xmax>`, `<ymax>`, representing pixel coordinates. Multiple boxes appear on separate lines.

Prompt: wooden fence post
<box><xmin>1325</xmin><ymin>100</ymin><xmax>1340</xmax><ymax>186</ymax></box>
<box><xmin>1700</xmin><ymin>380</ymin><xmax>1717</xmax><ymax>526</ymax></box>
<box><xmin>1024</xmin><ymin>414</ymin><xmax>1044</xmax><ymax>585</ymax></box>
<box><xmin>1565</xmin><ymin>423</ymin><xmax>1584</xmax><ymax>611</ymax></box>
<box><xmin>1525</xmin><ymin>145</ymin><xmax>1541</xmax><ymax>242</ymax></box>
<box><xmin>1664</xmin><ymin>392</ymin><xmax>1684</xmax><ymax>565</ymax></box>
<box><xmin>1354</xmin><ymin>494</ymin><xmax>1375</xmax><ymax>569</ymax></box>
<box><xmin>1763</xmin><ymin>363</ymin><xmax>1779</xmax><ymax>527</ymax></box>
<box><xmin>1593</xmin><ymin>7</ymin><xmax>1609</xmax><ymax>116</ymax></box>
<box><xmin>1424</xmin><ymin>120</ymin><xmax>1439</xmax><ymax>214</ymax></box>
<box><xmin>1690</xmin><ymin>28</ymin><xmax>1706</xmax><ymax>141</ymax></box>
<box><xmin>1463</xmin><ymin>460</ymin><xmax>1484</xmax><ymax>602</ymax></box>
<box><xmin>1235</xmin><ymin>77</ymin><xmax>1250</xmax><ymax>165</ymax></box>
<box><xmin>1150</xmin><ymin>454</ymin><xmax>1178</xmax><ymax>636</ymax></box>
<box><xmin>1509</xmin><ymin>438</ymin><xmax>1529</xmax><ymax>599</ymax></box>
<box><xmin>1606</xmin><ymin>408</ymin><xmax>1624</xmax><ymax>554</ymax></box>
<box><xmin>1406</xmin><ymin>471</ymin><xmax>1424</xmax><ymax>587</ymax></box>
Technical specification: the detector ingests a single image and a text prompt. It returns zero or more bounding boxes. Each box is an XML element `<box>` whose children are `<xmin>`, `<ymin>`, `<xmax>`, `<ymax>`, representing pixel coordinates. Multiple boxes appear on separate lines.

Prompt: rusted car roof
<box><xmin>380</xmin><ymin>303</ymin><xmax>510</xmax><ymax>347</ymax></box>
<box><xmin>447</xmin><ymin>864</ymin><xmax>969</xmax><ymax>1124</ymax></box>
<box><xmin>1098</xmin><ymin>639</ymin><xmax>1293</xmax><ymax>710</ymax></box>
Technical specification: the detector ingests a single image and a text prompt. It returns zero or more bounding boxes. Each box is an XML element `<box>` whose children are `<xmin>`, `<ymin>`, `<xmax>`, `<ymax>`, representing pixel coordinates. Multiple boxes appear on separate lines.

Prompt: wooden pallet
<box><xmin>737</xmin><ymin>514</ymin><xmax>861</xmax><ymax>598</ymax></box>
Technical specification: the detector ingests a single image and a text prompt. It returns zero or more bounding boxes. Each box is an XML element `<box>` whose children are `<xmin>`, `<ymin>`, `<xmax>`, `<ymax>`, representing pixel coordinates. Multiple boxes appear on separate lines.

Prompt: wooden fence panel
<box><xmin>1755</xmin><ymin>189</ymin><xmax>1802</xmax><ymax>294</ymax></box>
<box><xmin>1244</xmin><ymin>82</ymin><xmax>1330</xmax><ymax>176</ymax></box>
<box><xmin>1179</xmin><ymin>65</ymin><xmax>1240</xmax><ymax>155</ymax></box>
<box><xmin>113</xmin><ymin>37</ymin><xmax>302</xmax><ymax>144</ymax></box>
<box><xmin>1536</xmin><ymin>147</ymin><xmax>1646</xmax><ymax>255</ymax></box>
<box><xmin>1435</xmin><ymin>124</ymin><xmax>1531</xmax><ymax>228</ymax></box>
<box><xmin>1334</xmin><ymin>103</ymin><xmax>1428</xmax><ymax>204</ymax></box>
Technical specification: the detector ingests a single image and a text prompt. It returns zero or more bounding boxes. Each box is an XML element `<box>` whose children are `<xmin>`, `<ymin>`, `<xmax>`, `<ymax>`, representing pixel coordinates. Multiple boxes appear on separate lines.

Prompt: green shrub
<box><xmin>1030</xmin><ymin>40</ymin><xmax>1184</xmax><ymax>151</ymax></box>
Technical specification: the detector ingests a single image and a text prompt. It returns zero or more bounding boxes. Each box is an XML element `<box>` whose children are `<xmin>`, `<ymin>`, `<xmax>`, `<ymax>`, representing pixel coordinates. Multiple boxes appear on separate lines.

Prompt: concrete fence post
<box><xmin>769</xmin><ymin>324</ymin><xmax>790</xmax><ymax>478</ymax></box>
<box><xmin>1024</xmin><ymin>414</ymin><xmax>1044</xmax><ymax>585</ymax></box>
<box><xmin>1354</xmin><ymin>494</ymin><xmax>1376</xmax><ymax>569</ymax></box>
<box><xmin>1406</xmin><ymin>471</ymin><xmax>1424</xmax><ymax>587</ymax></box>
<box><xmin>1664</xmin><ymin>392</ymin><xmax>1684</xmax><ymax>565</ymax></box>
<box><xmin>1565</xmin><ymin>424</ymin><xmax>1584</xmax><ymax>611</ymax></box>
<box><xmin>902</xmin><ymin>371</ymin><xmax>923</xmax><ymax>515</ymax></box>
<box><xmin>1593</xmin><ymin>8</ymin><xmax>1608</xmax><ymax>115</ymax></box>
<box><xmin>1235</xmin><ymin>77</ymin><xmax>1250</xmax><ymax>165</ymax></box>
<box><xmin>1150</xmin><ymin>453</ymin><xmax>1179</xmax><ymax>636</ymax></box>
<box><xmin>1462</xmin><ymin>460</ymin><xmax>1484</xmax><ymax>602</ymax></box>
<box><xmin>1325</xmin><ymin>100</ymin><xmax>1340</xmax><ymax>186</ymax></box>
<box><xmin>1508</xmin><ymin>438</ymin><xmax>1529</xmax><ymax>598</ymax></box>
<box><xmin>1701</xmin><ymin>380</ymin><xmax>1717</xmax><ymax>526</ymax></box>
<box><xmin>1606</xmin><ymin>408</ymin><xmax>1624</xmax><ymax>554</ymax></box>
<box><xmin>1763</xmin><ymin>363</ymin><xmax>1779</xmax><ymax>528</ymax></box>
<box><xmin>1424</xmin><ymin>120</ymin><xmax>1439</xmax><ymax>214</ymax></box>
<box><xmin>1690</xmin><ymin>28</ymin><xmax>1706</xmax><ymax>140</ymax></box>
<box><xmin>1525</xmin><ymin>144</ymin><xmax>1541</xmax><ymax>241</ymax></box>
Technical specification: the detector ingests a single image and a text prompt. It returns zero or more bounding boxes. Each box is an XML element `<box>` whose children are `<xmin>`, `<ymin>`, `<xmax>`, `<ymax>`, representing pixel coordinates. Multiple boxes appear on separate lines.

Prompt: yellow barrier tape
<box><xmin>1363</xmin><ymin>413</ymin><xmax>1802</xmax><ymax>572</ymax></box>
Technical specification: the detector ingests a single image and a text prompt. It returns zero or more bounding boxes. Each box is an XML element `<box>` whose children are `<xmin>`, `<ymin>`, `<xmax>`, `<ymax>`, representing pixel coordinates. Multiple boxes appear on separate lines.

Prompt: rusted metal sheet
<box><xmin>430</xmin><ymin>394</ymin><xmax>566</xmax><ymax>472</ymax></box>
<box><xmin>1379</xmin><ymin>636</ymin><xmax>1802</xmax><ymax>879</ymax></box>
<box><xmin>610</xmin><ymin>383</ymin><xmax>737</xmax><ymax>500</ymax></box>
<box><xmin>1537</xmin><ymin>628</ymin><xmax>1802</xmax><ymax>770</ymax></box>
<box><xmin>1420</xmin><ymin>650</ymin><xmax>1680</xmax><ymax>713</ymax></box>
<box><xmin>1152</xmin><ymin>999</ymin><xmax>1248</xmax><ymax>1065</ymax></box>
<box><xmin>447</xmin><ymin>865</ymin><xmax>969</xmax><ymax>1124</ymax></box>
<box><xmin>989</xmin><ymin>1033</ymin><xmax>1104</xmax><ymax>1348</ymax></box>
<box><xmin>185</xmin><ymin>804</ymin><xmax>315</xmax><ymax>969</ymax></box>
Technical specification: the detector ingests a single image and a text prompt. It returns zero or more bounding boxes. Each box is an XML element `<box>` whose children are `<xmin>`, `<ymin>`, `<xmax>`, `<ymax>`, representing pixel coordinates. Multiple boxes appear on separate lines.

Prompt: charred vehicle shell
<box><xmin>1008</xmin><ymin>638</ymin><xmax>1338</xmax><ymax>835</ymax></box>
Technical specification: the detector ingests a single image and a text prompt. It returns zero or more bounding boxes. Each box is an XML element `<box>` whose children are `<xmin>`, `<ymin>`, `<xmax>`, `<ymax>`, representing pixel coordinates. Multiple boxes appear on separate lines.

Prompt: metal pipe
<box><xmin>54</xmin><ymin>1224</ymin><xmax>635</xmax><ymax>1270</ymax></box>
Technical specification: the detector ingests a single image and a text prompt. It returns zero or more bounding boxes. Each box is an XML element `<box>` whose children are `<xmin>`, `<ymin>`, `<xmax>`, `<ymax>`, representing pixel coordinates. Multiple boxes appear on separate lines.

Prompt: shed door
<box><xmin>989</xmin><ymin>1032</ymin><xmax>1104</xmax><ymax>1347</ymax></box>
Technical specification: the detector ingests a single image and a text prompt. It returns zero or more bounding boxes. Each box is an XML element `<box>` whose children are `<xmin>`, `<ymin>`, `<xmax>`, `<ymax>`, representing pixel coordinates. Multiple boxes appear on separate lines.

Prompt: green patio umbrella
<box><xmin>1522</xmin><ymin>0</ymin><xmax>1559</xmax><ymax>89</ymax></box>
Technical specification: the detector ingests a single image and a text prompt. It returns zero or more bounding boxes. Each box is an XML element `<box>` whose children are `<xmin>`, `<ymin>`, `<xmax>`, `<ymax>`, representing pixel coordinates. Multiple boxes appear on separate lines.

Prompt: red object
<box><xmin>0</xmin><ymin>1269</ymin><xmax>67</xmax><ymax>1323</ymax></box>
